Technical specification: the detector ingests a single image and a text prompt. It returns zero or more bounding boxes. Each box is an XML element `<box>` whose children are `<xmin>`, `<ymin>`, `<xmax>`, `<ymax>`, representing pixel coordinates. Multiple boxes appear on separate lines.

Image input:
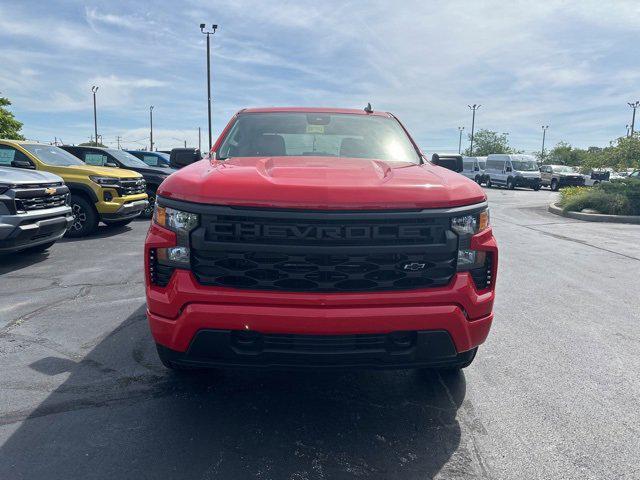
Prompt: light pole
<box><xmin>91</xmin><ymin>86</ymin><xmax>99</xmax><ymax>146</ymax></box>
<box><xmin>149</xmin><ymin>106</ymin><xmax>154</xmax><ymax>151</ymax></box>
<box><xmin>200</xmin><ymin>23</ymin><xmax>218</xmax><ymax>152</ymax></box>
<box><xmin>541</xmin><ymin>125</ymin><xmax>549</xmax><ymax>160</ymax></box>
<box><xmin>457</xmin><ymin>126</ymin><xmax>464</xmax><ymax>154</ymax></box>
<box><xmin>626</xmin><ymin>124</ymin><xmax>631</xmax><ymax>137</ymax></box>
<box><xmin>468</xmin><ymin>104</ymin><xmax>481</xmax><ymax>155</ymax></box>
<box><xmin>628</xmin><ymin>101</ymin><xmax>639</xmax><ymax>135</ymax></box>
<box><xmin>198</xmin><ymin>127</ymin><xmax>201</xmax><ymax>152</ymax></box>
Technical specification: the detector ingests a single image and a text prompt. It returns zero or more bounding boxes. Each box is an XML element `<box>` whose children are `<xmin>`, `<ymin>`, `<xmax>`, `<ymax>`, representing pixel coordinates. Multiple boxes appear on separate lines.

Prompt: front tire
<box><xmin>486</xmin><ymin>178</ymin><xmax>493</xmax><ymax>188</ymax></box>
<box><xmin>533</xmin><ymin>184</ymin><xmax>541</xmax><ymax>191</ymax></box>
<box><xmin>141</xmin><ymin>188</ymin><xmax>156</xmax><ymax>218</ymax></box>
<box><xmin>550</xmin><ymin>179</ymin><xmax>559</xmax><ymax>191</ymax></box>
<box><xmin>507</xmin><ymin>177</ymin><xmax>515</xmax><ymax>190</ymax></box>
<box><xmin>66</xmin><ymin>195</ymin><xmax>98</xmax><ymax>238</ymax></box>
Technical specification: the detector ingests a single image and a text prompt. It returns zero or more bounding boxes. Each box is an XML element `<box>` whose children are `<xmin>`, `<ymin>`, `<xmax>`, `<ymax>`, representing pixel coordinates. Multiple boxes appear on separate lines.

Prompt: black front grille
<box><xmin>189</xmin><ymin>206</ymin><xmax>461</xmax><ymax>292</ymax></box>
<box><xmin>120</xmin><ymin>179</ymin><xmax>146</xmax><ymax>196</ymax></box>
<box><xmin>14</xmin><ymin>184</ymin><xmax>69</xmax><ymax>212</ymax></box>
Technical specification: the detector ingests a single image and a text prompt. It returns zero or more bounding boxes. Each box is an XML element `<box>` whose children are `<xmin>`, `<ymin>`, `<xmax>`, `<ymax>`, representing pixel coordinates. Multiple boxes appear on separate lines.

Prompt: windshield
<box><xmin>511</xmin><ymin>156</ymin><xmax>539</xmax><ymax>171</ymax></box>
<box><xmin>217</xmin><ymin>112</ymin><xmax>420</xmax><ymax>163</ymax></box>
<box><xmin>22</xmin><ymin>144</ymin><xmax>84</xmax><ymax>167</ymax></box>
<box><xmin>479</xmin><ymin>161</ymin><xmax>486</xmax><ymax>170</ymax></box>
<box><xmin>107</xmin><ymin>149</ymin><xmax>150</xmax><ymax>169</ymax></box>
<box><xmin>552</xmin><ymin>165</ymin><xmax>577</xmax><ymax>173</ymax></box>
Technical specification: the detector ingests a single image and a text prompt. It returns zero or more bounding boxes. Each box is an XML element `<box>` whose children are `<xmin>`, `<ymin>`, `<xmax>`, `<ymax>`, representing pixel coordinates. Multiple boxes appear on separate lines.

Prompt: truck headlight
<box><xmin>452</xmin><ymin>208</ymin><xmax>490</xmax><ymax>272</ymax></box>
<box><xmin>153</xmin><ymin>204</ymin><xmax>199</xmax><ymax>267</ymax></box>
<box><xmin>89</xmin><ymin>176</ymin><xmax>121</xmax><ymax>187</ymax></box>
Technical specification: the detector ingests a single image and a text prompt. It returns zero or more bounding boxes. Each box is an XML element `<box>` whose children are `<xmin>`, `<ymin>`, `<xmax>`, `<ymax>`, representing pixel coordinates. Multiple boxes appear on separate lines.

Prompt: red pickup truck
<box><xmin>145</xmin><ymin>107</ymin><xmax>497</xmax><ymax>371</ymax></box>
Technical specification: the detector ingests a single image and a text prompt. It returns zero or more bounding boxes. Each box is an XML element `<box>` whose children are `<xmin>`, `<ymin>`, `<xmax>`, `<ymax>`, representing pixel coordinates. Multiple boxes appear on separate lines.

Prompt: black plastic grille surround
<box><xmin>470</xmin><ymin>253</ymin><xmax>493</xmax><ymax>290</ymax></box>
<box><xmin>148</xmin><ymin>248</ymin><xmax>174</xmax><ymax>287</ymax></box>
<box><xmin>13</xmin><ymin>184</ymin><xmax>69</xmax><ymax>212</ymax></box>
<box><xmin>180</xmin><ymin>203</ymin><xmax>473</xmax><ymax>293</ymax></box>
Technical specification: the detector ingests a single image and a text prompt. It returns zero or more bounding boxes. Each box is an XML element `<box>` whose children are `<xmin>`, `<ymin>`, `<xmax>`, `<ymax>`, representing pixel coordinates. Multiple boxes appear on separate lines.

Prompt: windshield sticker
<box><xmin>306</xmin><ymin>125</ymin><xmax>325</xmax><ymax>134</ymax></box>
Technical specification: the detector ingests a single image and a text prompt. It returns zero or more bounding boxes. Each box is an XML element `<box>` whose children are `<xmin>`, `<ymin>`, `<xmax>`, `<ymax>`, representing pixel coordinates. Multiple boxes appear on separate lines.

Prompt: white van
<box><xmin>461</xmin><ymin>156</ymin><xmax>487</xmax><ymax>184</ymax></box>
<box><xmin>485</xmin><ymin>154</ymin><xmax>541</xmax><ymax>190</ymax></box>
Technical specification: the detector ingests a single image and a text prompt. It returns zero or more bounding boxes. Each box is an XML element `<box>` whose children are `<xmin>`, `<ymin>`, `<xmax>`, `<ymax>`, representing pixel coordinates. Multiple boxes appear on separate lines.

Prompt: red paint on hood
<box><xmin>158</xmin><ymin>156</ymin><xmax>486</xmax><ymax>210</ymax></box>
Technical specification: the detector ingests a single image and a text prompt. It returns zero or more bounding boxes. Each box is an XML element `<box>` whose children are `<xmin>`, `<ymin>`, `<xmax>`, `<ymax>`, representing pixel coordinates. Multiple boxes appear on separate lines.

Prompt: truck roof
<box><xmin>239</xmin><ymin>107</ymin><xmax>392</xmax><ymax>117</ymax></box>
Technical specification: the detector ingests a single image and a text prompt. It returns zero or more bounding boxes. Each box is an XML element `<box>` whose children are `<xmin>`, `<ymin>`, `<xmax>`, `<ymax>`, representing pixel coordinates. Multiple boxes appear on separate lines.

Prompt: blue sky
<box><xmin>1</xmin><ymin>0</ymin><xmax>639</xmax><ymax>153</ymax></box>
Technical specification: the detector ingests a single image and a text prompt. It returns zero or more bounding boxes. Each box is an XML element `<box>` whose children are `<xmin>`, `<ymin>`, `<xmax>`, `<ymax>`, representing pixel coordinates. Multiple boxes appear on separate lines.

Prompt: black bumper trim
<box><xmin>158</xmin><ymin>329</ymin><xmax>474</xmax><ymax>370</ymax></box>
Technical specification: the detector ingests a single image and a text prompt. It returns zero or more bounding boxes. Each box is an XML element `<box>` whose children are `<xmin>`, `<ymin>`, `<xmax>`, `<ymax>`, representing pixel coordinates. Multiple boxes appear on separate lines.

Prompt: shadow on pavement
<box><xmin>0</xmin><ymin>250</ymin><xmax>52</xmax><ymax>275</ymax></box>
<box><xmin>0</xmin><ymin>304</ymin><xmax>467</xmax><ymax>479</ymax></box>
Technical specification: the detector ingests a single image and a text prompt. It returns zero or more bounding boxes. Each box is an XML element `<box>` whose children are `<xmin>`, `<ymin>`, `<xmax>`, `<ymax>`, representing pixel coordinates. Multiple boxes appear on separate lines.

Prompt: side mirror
<box><xmin>11</xmin><ymin>159</ymin><xmax>35</xmax><ymax>169</ymax></box>
<box><xmin>431</xmin><ymin>153</ymin><xmax>463</xmax><ymax>173</ymax></box>
<box><xmin>105</xmin><ymin>162</ymin><xmax>118</xmax><ymax>168</ymax></box>
<box><xmin>170</xmin><ymin>148</ymin><xmax>201</xmax><ymax>169</ymax></box>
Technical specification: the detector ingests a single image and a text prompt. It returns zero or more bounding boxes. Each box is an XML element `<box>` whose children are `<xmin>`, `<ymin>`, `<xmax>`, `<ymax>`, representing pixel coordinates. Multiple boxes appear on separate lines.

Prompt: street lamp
<box><xmin>628</xmin><ymin>101</ymin><xmax>639</xmax><ymax>135</ymax></box>
<box><xmin>150</xmin><ymin>106</ymin><xmax>154</xmax><ymax>151</ymax></box>
<box><xmin>200</xmin><ymin>23</ymin><xmax>218</xmax><ymax>152</ymax></box>
<box><xmin>626</xmin><ymin>124</ymin><xmax>631</xmax><ymax>137</ymax></box>
<box><xmin>468</xmin><ymin>104</ymin><xmax>481</xmax><ymax>156</ymax></box>
<box><xmin>457</xmin><ymin>126</ymin><xmax>464</xmax><ymax>154</ymax></box>
<box><xmin>91</xmin><ymin>86</ymin><xmax>99</xmax><ymax>146</ymax></box>
<box><xmin>541</xmin><ymin>125</ymin><xmax>549</xmax><ymax>160</ymax></box>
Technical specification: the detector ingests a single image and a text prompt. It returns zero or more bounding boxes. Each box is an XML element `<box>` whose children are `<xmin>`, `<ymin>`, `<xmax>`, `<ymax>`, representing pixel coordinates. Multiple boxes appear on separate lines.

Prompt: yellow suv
<box><xmin>0</xmin><ymin>140</ymin><xmax>148</xmax><ymax>237</ymax></box>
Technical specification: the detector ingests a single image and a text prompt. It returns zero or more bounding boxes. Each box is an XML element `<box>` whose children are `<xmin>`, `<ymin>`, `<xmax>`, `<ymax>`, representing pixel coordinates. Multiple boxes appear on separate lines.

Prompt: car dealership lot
<box><xmin>0</xmin><ymin>188</ymin><xmax>638</xmax><ymax>480</ymax></box>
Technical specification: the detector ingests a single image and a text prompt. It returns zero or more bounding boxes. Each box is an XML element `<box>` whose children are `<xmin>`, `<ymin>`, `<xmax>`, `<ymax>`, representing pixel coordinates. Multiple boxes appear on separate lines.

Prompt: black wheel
<box><xmin>474</xmin><ymin>175</ymin><xmax>482</xmax><ymax>185</ymax></box>
<box><xmin>507</xmin><ymin>177</ymin><xmax>515</xmax><ymax>190</ymax></box>
<box><xmin>141</xmin><ymin>188</ymin><xmax>156</xmax><ymax>218</ymax></box>
<box><xmin>21</xmin><ymin>241</ymin><xmax>56</xmax><ymax>253</ymax></box>
<box><xmin>103</xmin><ymin>218</ymin><xmax>134</xmax><ymax>228</ymax></box>
<box><xmin>486</xmin><ymin>178</ymin><xmax>493</xmax><ymax>188</ymax></box>
<box><xmin>550</xmin><ymin>179</ymin><xmax>559</xmax><ymax>191</ymax></box>
<box><xmin>66</xmin><ymin>195</ymin><xmax>98</xmax><ymax>237</ymax></box>
<box><xmin>533</xmin><ymin>184</ymin><xmax>541</xmax><ymax>191</ymax></box>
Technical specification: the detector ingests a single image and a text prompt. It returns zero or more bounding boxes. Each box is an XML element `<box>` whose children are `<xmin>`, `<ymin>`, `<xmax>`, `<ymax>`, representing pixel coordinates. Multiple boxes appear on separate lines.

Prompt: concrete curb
<box><xmin>548</xmin><ymin>203</ymin><xmax>640</xmax><ymax>224</ymax></box>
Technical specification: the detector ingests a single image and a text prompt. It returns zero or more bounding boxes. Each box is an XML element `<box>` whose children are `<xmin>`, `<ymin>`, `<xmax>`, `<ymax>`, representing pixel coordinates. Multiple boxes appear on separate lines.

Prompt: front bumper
<box><xmin>100</xmin><ymin>199</ymin><xmax>149</xmax><ymax>221</ymax></box>
<box><xmin>0</xmin><ymin>206</ymin><xmax>73</xmax><ymax>253</ymax></box>
<box><xmin>145</xmin><ymin>225</ymin><xmax>497</xmax><ymax>369</ymax></box>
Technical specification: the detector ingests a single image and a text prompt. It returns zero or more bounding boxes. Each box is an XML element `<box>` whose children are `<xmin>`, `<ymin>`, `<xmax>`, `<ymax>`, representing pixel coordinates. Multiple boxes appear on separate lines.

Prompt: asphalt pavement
<box><xmin>0</xmin><ymin>187</ymin><xmax>638</xmax><ymax>480</ymax></box>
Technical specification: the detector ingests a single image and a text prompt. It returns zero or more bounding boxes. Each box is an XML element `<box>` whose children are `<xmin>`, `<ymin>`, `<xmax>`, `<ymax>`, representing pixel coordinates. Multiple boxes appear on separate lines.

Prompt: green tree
<box><xmin>79</xmin><ymin>141</ymin><xmax>107</xmax><ymax>147</ymax></box>
<box><xmin>463</xmin><ymin>129</ymin><xmax>517</xmax><ymax>156</ymax></box>
<box><xmin>0</xmin><ymin>95</ymin><xmax>25</xmax><ymax>140</ymax></box>
<box><xmin>544</xmin><ymin>141</ymin><xmax>587</xmax><ymax>166</ymax></box>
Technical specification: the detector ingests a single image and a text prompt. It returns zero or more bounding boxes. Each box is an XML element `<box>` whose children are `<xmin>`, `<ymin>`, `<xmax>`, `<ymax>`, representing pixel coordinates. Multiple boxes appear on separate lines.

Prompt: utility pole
<box><xmin>457</xmin><ymin>126</ymin><xmax>464</xmax><ymax>154</ymax></box>
<box><xmin>541</xmin><ymin>125</ymin><xmax>549</xmax><ymax>160</ymax></box>
<box><xmin>117</xmin><ymin>136</ymin><xmax>121</xmax><ymax>149</ymax></box>
<box><xmin>91</xmin><ymin>86</ymin><xmax>99</xmax><ymax>146</ymax></box>
<box><xmin>198</xmin><ymin>127</ymin><xmax>201</xmax><ymax>152</ymax></box>
<box><xmin>184</xmin><ymin>140</ymin><xmax>187</xmax><ymax>148</ymax></box>
<box><xmin>628</xmin><ymin>101</ymin><xmax>639</xmax><ymax>135</ymax></box>
<box><xmin>149</xmin><ymin>106</ymin><xmax>154</xmax><ymax>151</ymax></box>
<box><xmin>468</xmin><ymin>104</ymin><xmax>481</xmax><ymax>155</ymax></box>
<box><xmin>200</xmin><ymin>24</ymin><xmax>218</xmax><ymax>152</ymax></box>
<box><xmin>626</xmin><ymin>125</ymin><xmax>631</xmax><ymax>137</ymax></box>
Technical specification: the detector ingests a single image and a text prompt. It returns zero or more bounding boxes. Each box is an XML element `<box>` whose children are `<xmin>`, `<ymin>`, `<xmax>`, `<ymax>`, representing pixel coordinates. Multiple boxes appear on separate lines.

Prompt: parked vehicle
<box><xmin>462</xmin><ymin>156</ymin><xmax>487</xmax><ymax>184</ymax></box>
<box><xmin>61</xmin><ymin>146</ymin><xmax>174</xmax><ymax>218</ymax></box>
<box><xmin>126</xmin><ymin>150</ymin><xmax>171</xmax><ymax>169</ymax></box>
<box><xmin>583</xmin><ymin>170</ymin><xmax>610</xmax><ymax>187</ymax></box>
<box><xmin>629</xmin><ymin>170</ymin><xmax>639</xmax><ymax>179</ymax></box>
<box><xmin>485</xmin><ymin>154</ymin><xmax>541</xmax><ymax>190</ymax></box>
<box><xmin>0</xmin><ymin>140</ymin><xmax>147</xmax><ymax>237</ymax></box>
<box><xmin>145</xmin><ymin>107</ymin><xmax>498</xmax><ymax>372</ymax></box>
<box><xmin>540</xmin><ymin>164</ymin><xmax>585</xmax><ymax>190</ymax></box>
<box><xmin>0</xmin><ymin>166</ymin><xmax>73</xmax><ymax>253</ymax></box>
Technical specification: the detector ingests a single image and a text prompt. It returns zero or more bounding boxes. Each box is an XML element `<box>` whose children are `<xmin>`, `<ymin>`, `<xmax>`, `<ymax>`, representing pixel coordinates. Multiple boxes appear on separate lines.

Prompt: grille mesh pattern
<box><xmin>190</xmin><ymin>208</ymin><xmax>458</xmax><ymax>292</ymax></box>
<box><xmin>120</xmin><ymin>179</ymin><xmax>146</xmax><ymax>196</ymax></box>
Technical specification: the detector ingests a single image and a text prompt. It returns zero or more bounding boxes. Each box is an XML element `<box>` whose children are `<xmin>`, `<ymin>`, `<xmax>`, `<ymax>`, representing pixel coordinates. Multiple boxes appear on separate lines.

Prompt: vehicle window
<box><xmin>107</xmin><ymin>149</ymin><xmax>150</xmax><ymax>169</ymax></box>
<box><xmin>463</xmin><ymin>161</ymin><xmax>473</xmax><ymax>170</ymax></box>
<box><xmin>511</xmin><ymin>159</ymin><xmax>539</xmax><ymax>171</ymax></box>
<box><xmin>143</xmin><ymin>155</ymin><xmax>159</xmax><ymax>166</ymax></box>
<box><xmin>552</xmin><ymin>165</ymin><xmax>577</xmax><ymax>173</ymax></box>
<box><xmin>217</xmin><ymin>112</ymin><xmax>421</xmax><ymax>164</ymax></box>
<box><xmin>478</xmin><ymin>161</ymin><xmax>486</xmax><ymax>170</ymax></box>
<box><xmin>486</xmin><ymin>160</ymin><xmax>502</xmax><ymax>170</ymax></box>
<box><xmin>84</xmin><ymin>153</ymin><xmax>108</xmax><ymax>166</ymax></box>
<box><xmin>0</xmin><ymin>145</ymin><xmax>16</xmax><ymax>166</ymax></box>
<box><xmin>21</xmin><ymin>144</ymin><xmax>84</xmax><ymax>166</ymax></box>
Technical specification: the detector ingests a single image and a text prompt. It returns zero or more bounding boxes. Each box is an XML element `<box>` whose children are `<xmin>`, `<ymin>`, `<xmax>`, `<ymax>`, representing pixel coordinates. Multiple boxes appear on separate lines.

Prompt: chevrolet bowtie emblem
<box><xmin>44</xmin><ymin>187</ymin><xmax>57</xmax><ymax>195</ymax></box>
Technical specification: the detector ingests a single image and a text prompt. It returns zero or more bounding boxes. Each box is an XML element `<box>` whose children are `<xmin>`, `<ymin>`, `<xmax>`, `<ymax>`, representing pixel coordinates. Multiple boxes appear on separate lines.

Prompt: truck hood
<box><xmin>0</xmin><ymin>166</ymin><xmax>64</xmax><ymax>185</ymax></box>
<box><xmin>158</xmin><ymin>156</ymin><xmax>486</xmax><ymax>210</ymax></box>
<box><xmin>66</xmin><ymin>164</ymin><xmax>142</xmax><ymax>179</ymax></box>
<box><xmin>130</xmin><ymin>165</ymin><xmax>177</xmax><ymax>176</ymax></box>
